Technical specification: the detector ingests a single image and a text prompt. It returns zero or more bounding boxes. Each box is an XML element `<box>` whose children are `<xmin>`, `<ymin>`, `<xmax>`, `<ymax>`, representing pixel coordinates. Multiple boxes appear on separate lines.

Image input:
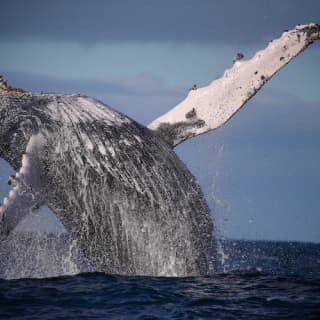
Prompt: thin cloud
<box><xmin>1</xmin><ymin>0</ymin><xmax>319</xmax><ymax>44</ymax></box>
<box><xmin>3</xmin><ymin>71</ymin><xmax>171</xmax><ymax>95</ymax></box>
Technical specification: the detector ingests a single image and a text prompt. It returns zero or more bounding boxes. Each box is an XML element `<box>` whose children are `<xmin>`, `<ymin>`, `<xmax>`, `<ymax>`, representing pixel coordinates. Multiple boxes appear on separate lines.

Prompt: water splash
<box><xmin>0</xmin><ymin>199</ymin><xmax>91</xmax><ymax>279</ymax></box>
<box><xmin>0</xmin><ymin>153</ymin><xmax>89</xmax><ymax>279</ymax></box>
<box><xmin>208</xmin><ymin>144</ymin><xmax>233</xmax><ymax>273</ymax></box>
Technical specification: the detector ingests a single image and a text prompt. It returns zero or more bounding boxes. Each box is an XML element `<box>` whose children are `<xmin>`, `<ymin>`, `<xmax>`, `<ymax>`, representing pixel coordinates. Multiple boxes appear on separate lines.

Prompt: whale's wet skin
<box><xmin>0</xmin><ymin>23</ymin><xmax>319</xmax><ymax>279</ymax></box>
<box><xmin>0</xmin><ymin>93</ymin><xmax>213</xmax><ymax>278</ymax></box>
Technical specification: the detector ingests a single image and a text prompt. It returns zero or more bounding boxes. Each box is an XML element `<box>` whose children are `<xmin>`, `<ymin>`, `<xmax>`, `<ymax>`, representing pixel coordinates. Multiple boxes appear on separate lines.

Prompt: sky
<box><xmin>0</xmin><ymin>0</ymin><xmax>319</xmax><ymax>242</ymax></box>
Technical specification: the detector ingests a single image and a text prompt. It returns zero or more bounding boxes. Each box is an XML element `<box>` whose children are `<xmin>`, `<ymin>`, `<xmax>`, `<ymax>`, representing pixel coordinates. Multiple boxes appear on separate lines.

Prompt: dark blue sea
<box><xmin>1</xmin><ymin>240</ymin><xmax>319</xmax><ymax>320</ymax></box>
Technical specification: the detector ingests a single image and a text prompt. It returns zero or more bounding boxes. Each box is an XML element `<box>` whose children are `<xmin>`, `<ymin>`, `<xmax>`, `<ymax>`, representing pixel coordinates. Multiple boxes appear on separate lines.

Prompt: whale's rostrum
<box><xmin>0</xmin><ymin>23</ymin><xmax>319</xmax><ymax>279</ymax></box>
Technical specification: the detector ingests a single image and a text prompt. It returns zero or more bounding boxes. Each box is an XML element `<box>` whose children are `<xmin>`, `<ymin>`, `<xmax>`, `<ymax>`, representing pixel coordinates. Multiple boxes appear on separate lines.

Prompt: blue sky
<box><xmin>0</xmin><ymin>0</ymin><xmax>319</xmax><ymax>242</ymax></box>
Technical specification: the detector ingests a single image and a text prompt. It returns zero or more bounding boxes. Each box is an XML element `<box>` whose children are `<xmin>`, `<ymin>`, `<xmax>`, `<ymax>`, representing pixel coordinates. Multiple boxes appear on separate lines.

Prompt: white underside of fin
<box><xmin>0</xmin><ymin>133</ymin><xmax>46</xmax><ymax>234</ymax></box>
<box><xmin>148</xmin><ymin>23</ymin><xmax>320</xmax><ymax>146</ymax></box>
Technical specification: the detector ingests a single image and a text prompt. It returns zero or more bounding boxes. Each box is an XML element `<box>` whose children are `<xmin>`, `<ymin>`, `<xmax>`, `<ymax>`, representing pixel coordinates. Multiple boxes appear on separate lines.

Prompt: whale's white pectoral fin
<box><xmin>148</xmin><ymin>23</ymin><xmax>320</xmax><ymax>147</ymax></box>
<box><xmin>0</xmin><ymin>133</ymin><xmax>46</xmax><ymax>236</ymax></box>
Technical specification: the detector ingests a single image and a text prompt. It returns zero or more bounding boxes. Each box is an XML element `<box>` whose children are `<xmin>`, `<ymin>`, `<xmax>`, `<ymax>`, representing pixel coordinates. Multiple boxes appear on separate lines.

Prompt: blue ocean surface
<box><xmin>1</xmin><ymin>240</ymin><xmax>319</xmax><ymax>320</ymax></box>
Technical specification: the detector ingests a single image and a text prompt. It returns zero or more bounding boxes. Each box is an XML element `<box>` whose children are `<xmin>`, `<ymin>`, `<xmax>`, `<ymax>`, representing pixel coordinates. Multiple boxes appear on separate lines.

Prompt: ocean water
<box><xmin>1</xmin><ymin>240</ymin><xmax>319</xmax><ymax>320</ymax></box>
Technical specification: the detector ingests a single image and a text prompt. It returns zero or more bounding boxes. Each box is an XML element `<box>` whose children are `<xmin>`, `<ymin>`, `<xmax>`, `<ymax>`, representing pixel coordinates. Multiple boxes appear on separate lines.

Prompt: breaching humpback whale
<box><xmin>0</xmin><ymin>23</ymin><xmax>319</xmax><ymax>278</ymax></box>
